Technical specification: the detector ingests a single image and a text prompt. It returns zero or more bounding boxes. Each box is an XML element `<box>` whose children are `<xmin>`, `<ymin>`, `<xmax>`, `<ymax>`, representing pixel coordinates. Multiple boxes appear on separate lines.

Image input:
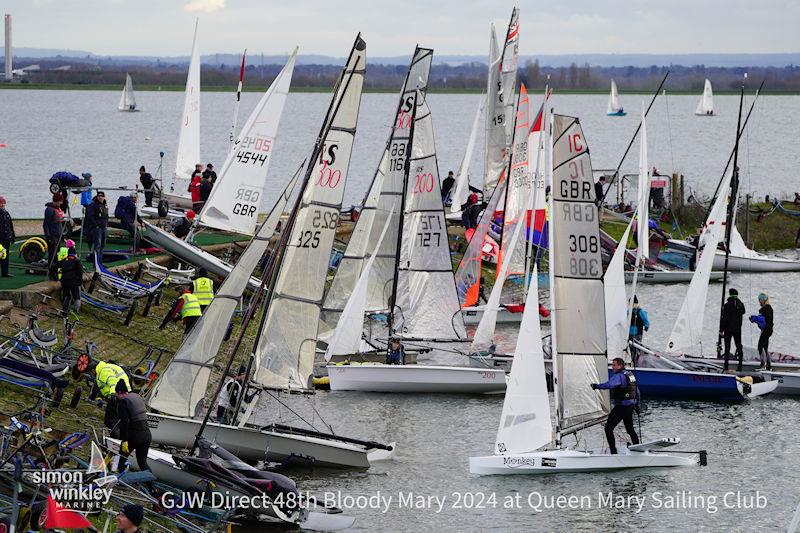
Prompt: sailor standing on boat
<box><xmin>591</xmin><ymin>358</ymin><xmax>640</xmax><ymax>455</ymax></box>
<box><xmin>628</xmin><ymin>296</ymin><xmax>649</xmax><ymax>362</ymax></box>
<box><xmin>115</xmin><ymin>380</ymin><xmax>152</xmax><ymax>472</ymax></box>
<box><xmin>720</xmin><ymin>288</ymin><xmax>746</xmax><ymax>371</ymax></box>
<box><xmin>750</xmin><ymin>293</ymin><xmax>774</xmax><ymax>370</ymax></box>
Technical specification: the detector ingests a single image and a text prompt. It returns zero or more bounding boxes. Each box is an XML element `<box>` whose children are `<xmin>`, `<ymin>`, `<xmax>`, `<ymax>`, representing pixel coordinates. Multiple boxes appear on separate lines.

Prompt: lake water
<box><xmin>0</xmin><ymin>88</ymin><xmax>796</xmax><ymax>218</ymax></box>
<box><xmin>3</xmin><ymin>88</ymin><xmax>800</xmax><ymax>531</ymax></box>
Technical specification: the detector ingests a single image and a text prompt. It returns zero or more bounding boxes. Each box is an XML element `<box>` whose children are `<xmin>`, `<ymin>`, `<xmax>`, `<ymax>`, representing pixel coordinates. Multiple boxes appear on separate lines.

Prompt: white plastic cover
<box><xmin>665</xmin><ymin>171</ymin><xmax>733</xmax><ymax>355</ymax></box>
<box><xmin>494</xmin><ymin>266</ymin><xmax>552</xmax><ymax>454</ymax></box>
<box><xmin>393</xmin><ymin>93</ymin><xmax>467</xmax><ymax>341</ymax></box>
<box><xmin>551</xmin><ymin>114</ymin><xmax>610</xmax><ymax>432</ymax></box>
<box><xmin>325</xmin><ymin>209</ymin><xmax>393</xmax><ymax>360</ymax></box>
<box><xmin>320</xmin><ymin>47</ymin><xmax>433</xmax><ymax>333</ymax></box>
<box><xmin>696</xmin><ymin>79</ymin><xmax>714</xmax><ymax>115</ymax></box>
<box><xmin>173</xmin><ymin>19</ymin><xmax>201</xmax><ymax>198</ymax></box>
<box><xmin>607</xmin><ymin>79</ymin><xmax>622</xmax><ymax>114</ymax></box>
<box><xmin>148</xmin><ymin>169</ymin><xmax>299</xmax><ymax>417</ymax></box>
<box><xmin>451</xmin><ymin>94</ymin><xmax>485</xmax><ymax>214</ymax></box>
<box><xmin>252</xmin><ymin>36</ymin><xmax>365</xmax><ymax>391</ymax></box>
<box><xmin>199</xmin><ymin>49</ymin><xmax>297</xmax><ymax>236</ymax></box>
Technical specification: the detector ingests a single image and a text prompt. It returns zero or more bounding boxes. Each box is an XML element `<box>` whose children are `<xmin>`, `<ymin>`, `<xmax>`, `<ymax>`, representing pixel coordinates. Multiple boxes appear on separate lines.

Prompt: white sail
<box><xmin>550</xmin><ymin>114</ymin><xmax>609</xmax><ymax>433</ymax></box>
<box><xmin>494</xmin><ymin>266</ymin><xmax>551</xmax><ymax>454</ymax></box>
<box><xmin>636</xmin><ymin>106</ymin><xmax>650</xmax><ymax>260</ymax></box>
<box><xmin>118</xmin><ymin>73</ymin><xmax>137</xmax><ymax>111</ymax></box>
<box><xmin>484</xmin><ymin>8</ymin><xmax>520</xmax><ymax>195</ymax></box>
<box><xmin>172</xmin><ymin>19</ymin><xmax>201</xmax><ymax>198</ymax></box>
<box><xmin>252</xmin><ymin>35</ymin><xmax>366</xmax><ymax>391</ymax></box>
<box><xmin>695</xmin><ymin>79</ymin><xmax>714</xmax><ymax>115</ymax></box>
<box><xmin>607</xmin><ymin>79</ymin><xmax>623</xmax><ymax>114</ymax></box>
<box><xmin>665</xmin><ymin>171</ymin><xmax>733</xmax><ymax>354</ymax></box>
<box><xmin>199</xmin><ymin>48</ymin><xmax>297</xmax><ymax>236</ymax></box>
<box><xmin>605</xmin><ymin>215</ymin><xmax>635</xmax><ymax>362</ymax></box>
<box><xmin>320</xmin><ymin>47</ymin><xmax>433</xmax><ymax>334</ymax></box>
<box><xmin>451</xmin><ymin>94</ymin><xmax>485</xmax><ymax>213</ymax></box>
<box><xmin>470</xmin><ymin>196</ymin><xmax>526</xmax><ymax>354</ymax></box>
<box><xmin>393</xmin><ymin>92</ymin><xmax>467</xmax><ymax>341</ymax></box>
<box><xmin>147</xmin><ymin>168</ymin><xmax>301</xmax><ymax>417</ymax></box>
<box><xmin>325</xmin><ymin>209</ymin><xmax>394</xmax><ymax>361</ymax></box>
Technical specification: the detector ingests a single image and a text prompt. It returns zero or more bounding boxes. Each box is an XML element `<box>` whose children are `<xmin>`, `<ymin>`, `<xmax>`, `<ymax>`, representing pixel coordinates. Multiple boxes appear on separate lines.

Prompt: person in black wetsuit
<box><xmin>749</xmin><ymin>293</ymin><xmax>774</xmax><ymax>370</ymax></box>
<box><xmin>115</xmin><ymin>380</ymin><xmax>152</xmax><ymax>472</ymax></box>
<box><xmin>720</xmin><ymin>288</ymin><xmax>746</xmax><ymax>371</ymax></box>
<box><xmin>441</xmin><ymin>171</ymin><xmax>455</xmax><ymax>203</ymax></box>
<box><xmin>139</xmin><ymin>166</ymin><xmax>155</xmax><ymax>207</ymax></box>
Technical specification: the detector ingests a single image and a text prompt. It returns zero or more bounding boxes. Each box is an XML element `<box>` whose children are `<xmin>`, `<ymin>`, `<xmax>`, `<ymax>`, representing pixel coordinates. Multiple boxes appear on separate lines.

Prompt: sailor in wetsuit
<box><xmin>115</xmin><ymin>380</ymin><xmax>152</xmax><ymax>471</ymax></box>
<box><xmin>591</xmin><ymin>357</ymin><xmax>640</xmax><ymax>454</ymax></box>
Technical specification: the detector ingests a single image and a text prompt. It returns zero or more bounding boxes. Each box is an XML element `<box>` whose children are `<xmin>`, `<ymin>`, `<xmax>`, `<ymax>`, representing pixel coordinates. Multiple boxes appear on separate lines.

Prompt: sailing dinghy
<box><xmin>607</xmin><ymin>79</ymin><xmax>626</xmax><ymax>116</ymax></box>
<box><xmin>470</xmin><ymin>113</ymin><xmax>701</xmax><ymax>474</ymax></box>
<box><xmin>695</xmin><ymin>78</ymin><xmax>715</xmax><ymax>116</ymax></box>
<box><xmin>117</xmin><ymin>73</ymin><xmax>138</xmax><ymax>112</ymax></box>
<box><xmin>327</xmin><ymin>90</ymin><xmax>505</xmax><ymax>394</ymax></box>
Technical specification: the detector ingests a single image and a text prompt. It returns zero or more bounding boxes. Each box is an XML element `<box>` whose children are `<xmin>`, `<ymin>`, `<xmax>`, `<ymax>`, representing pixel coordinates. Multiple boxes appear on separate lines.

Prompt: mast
<box><xmin>230</xmin><ymin>49</ymin><xmax>247</xmax><ymax>150</ymax></box>
<box><xmin>545</xmin><ymin>110</ymin><xmax>560</xmax><ymax>445</ymax></box>
<box><xmin>387</xmin><ymin>91</ymin><xmax>418</xmax><ymax>339</ymax></box>
<box><xmin>716</xmin><ymin>75</ymin><xmax>746</xmax><ymax>358</ymax></box>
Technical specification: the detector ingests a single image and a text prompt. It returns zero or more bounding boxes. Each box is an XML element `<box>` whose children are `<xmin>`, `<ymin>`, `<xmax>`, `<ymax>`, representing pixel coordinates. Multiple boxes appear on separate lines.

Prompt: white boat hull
<box><xmin>712</xmin><ymin>252</ymin><xmax>800</xmax><ymax>272</ymax></box>
<box><xmin>760</xmin><ymin>371</ymin><xmax>800</xmax><ymax>395</ymax></box>
<box><xmin>147</xmin><ymin>413</ymin><xmax>393</xmax><ymax>469</ymax></box>
<box><xmin>625</xmin><ymin>270</ymin><xmax>723</xmax><ymax>283</ymax></box>
<box><xmin>462</xmin><ymin>305</ymin><xmax>550</xmax><ymax>325</ymax></box>
<box><xmin>161</xmin><ymin>192</ymin><xmax>194</xmax><ymax>209</ymax></box>
<box><xmin>327</xmin><ymin>364</ymin><xmax>507</xmax><ymax>393</ymax></box>
<box><xmin>469</xmin><ymin>445</ymin><xmax>699</xmax><ymax>475</ymax></box>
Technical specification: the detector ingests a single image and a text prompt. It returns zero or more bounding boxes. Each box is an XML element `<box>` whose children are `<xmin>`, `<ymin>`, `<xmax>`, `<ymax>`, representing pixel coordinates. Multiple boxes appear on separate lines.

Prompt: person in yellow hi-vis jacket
<box><xmin>191</xmin><ymin>268</ymin><xmax>214</xmax><ymax>312</ymax></box>
<box><xmin>90</xmin><ymin>359</ymin><xmax>132</xmax><ymax>437</ymax></box>
<box><xmin>159</xmin><ymin>286</ymin><xmax>202</xmax><ymax>336</ymax></box>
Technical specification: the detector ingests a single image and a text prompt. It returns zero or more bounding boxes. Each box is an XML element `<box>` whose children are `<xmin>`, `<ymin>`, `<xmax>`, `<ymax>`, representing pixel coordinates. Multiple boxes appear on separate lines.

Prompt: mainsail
<box><xmin>483</xmin><ymin>8</ymin><xmax>520</xmax><ymax>195</ymax></box>
<box><xmin>607</xmin><ymin>79</ymin><xmax>623</xmax><ymax>115</ymax></box>
<box><xmin>494</xmin><ymin>266</ymin><xmax>551</xmax><ymax>454</ymax></box>
<box><xmin>450</xmin><ymin>94</ymin><xmax>485</xmax><ymax>214</ymax></box>
<box><xmin>173</xmin><ymin>19</ymin><xmax>201</xmax><ymax>197</ymax></box>
<box><xmin>118</xmin><ymin>73</ymin><xmax>137</xmax><ymax>111</ymax></box>
<box><xmin>665</xmin><ymin>171</ymin><xmax>733</xmax><ymax>354</ymax></box>
<box><xmin>199</xmin><ymin>48</ymin><xmax>297</xmax><ymax>236</ymax></box>
<box><xmin>148</xmin><ymin>168</ymin><xmax>301</xmax><ymax>417</ymax></box>
<box><xmin>320</xmin><ymin>47</ymin><xmax>433</xmax><ymax>333</ymax></box>
<box><xmin>252</xmin><ymin>35</ymin><xmax>366</xmax><ymax>391</ymax></box>
<box><xmin>636</xmin><ymin>107</ymin><xmax>650</xmax><ymax>260</ymax></box>
<box><xmin>392</xmin><ymin>92</ymin><xmax>467</xmax><ymax>341</ymax></box>
<box><xmin>550</xmin><ymin>114</ymin><xmax>609</xmax><ymax>434</ymax></box>
<box><xmin>695</xmin><ymin>79</ymin><xmax>714</xmax><ymax>115</ymax></box>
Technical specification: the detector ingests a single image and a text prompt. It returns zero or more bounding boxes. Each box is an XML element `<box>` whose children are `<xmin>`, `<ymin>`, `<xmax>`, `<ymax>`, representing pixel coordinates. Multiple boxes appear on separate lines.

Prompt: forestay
<box><xmin>148</xmin><ymin>168</ymin><xmax>301</xmax><ymax>417</ymax></box>
<box><xmin>324</xmin><ymin>209</ymin><xmax>394</xmax><ymax>361</ymax></box>
<box><xmin>393</xmin><ymin>92</ymin><xmax>467</xmax><ymax>341</ymax></box>
<box><xmin>173</xmin><ymin>19</ymin><xmax>201</xmax><ymax>198</ymax></box>
<box><xmin>550</xmin><ymin>114</ymin><xmax>609</xmax><ymax>433</ymax></box>
<box><xmin>450</xmin><ymin>94</ymin><xmax>485</xmax><ymax>214</ymax></box>
<box><xmin>252</xmin><ymin>35</ymin><xmax>366</xmax><ymax>391</ymax></box>
<box><xmin>320</xmin><ymin>47</ymin><xmax>432</xmax><ymax>334</ymax></box>
<box><xmin>199</xmin><ymin>48</ymin><xmax>297</xmax><ymax>235</ymax></box>
<box><xmin>665</xmin><ymin>170</ymin><xmax>732</xmax><ymax>355</ymax></box>
<box><xmin>495</xmin><ymin>266</ymin><xmax>552</xmax><ymax>454</ymax></box>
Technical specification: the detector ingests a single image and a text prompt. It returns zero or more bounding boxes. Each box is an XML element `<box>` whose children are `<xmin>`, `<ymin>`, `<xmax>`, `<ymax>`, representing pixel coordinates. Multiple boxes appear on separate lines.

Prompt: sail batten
<box><xmin>252</xmin><ymin>35</ymin><xmax>366</xmax><ymax>392</ymax></box>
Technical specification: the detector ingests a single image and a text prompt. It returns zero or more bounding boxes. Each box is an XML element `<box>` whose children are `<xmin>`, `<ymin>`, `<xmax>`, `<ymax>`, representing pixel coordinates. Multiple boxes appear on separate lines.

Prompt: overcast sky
<box><xmin>4</xmin><ymin>0</ymin><xmax>799</xmax><ymax>57</ymax></box>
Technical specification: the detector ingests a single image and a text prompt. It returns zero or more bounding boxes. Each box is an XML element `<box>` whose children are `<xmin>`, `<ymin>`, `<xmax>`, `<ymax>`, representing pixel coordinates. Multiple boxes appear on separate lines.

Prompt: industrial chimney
<box><xmin>3</xmin><ymin>14</ymin><xmax>10</xmax><ymax>81</ymax></box>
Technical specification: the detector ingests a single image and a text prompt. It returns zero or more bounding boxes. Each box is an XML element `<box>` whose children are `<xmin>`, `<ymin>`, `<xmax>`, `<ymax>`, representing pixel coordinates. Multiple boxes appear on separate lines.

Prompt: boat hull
<box><xmin>147</xmin><ymin>413</ymin><xmax>387</xmax><ymax>469</ymax></box>
<box><xmin>760</xmin><ymin>371</ymin><xmax>800</xmax><ymax>395</ymax></box>
<box><xmin>469</xmin><ymin>447</ymin><xmax>698</xmax><ymax>475</ymax></box>
<box><xmin>625</xmin><ymin>270</ymin><xmax>723</xmax><ymax>283</ymax></box>
<box><xmin>631</xmin><ymin>367</ymin><xmax>776</xmax><ymax>402</ymax></box>
<box><xmin>666</xmin><ymin>239</ymin><xmax>800</xmax><ymax>272</ymax></box>
<box><xmin>327</xmin><ymin>364</ymin><xmax>507</xmax><ymax>393</ymax></box>
<box><xmin>462</xmin><ymin>305</ymin><xmax>550</xmax><ymax>325</ymax></box>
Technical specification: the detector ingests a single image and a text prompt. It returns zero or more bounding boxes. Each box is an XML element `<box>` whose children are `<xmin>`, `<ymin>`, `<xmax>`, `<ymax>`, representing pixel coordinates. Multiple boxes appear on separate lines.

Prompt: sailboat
<box><xmin>117</xmin><ymin>73</ymin><xmax>138</xmax><ymax>112</ymax></box>
<box><xmin>607</xmin><ymin>79</ymin><xmax>626</xmax><ymax>116</ymax></box>
<box><xmin>695</xmin><ymin>79</ymin><xmax>715</xmax><ymax>116</ymax></box>
<box><xmin>469</xmin><ymin>112</ymin><xmax>702</xmax><ymax>475</ymax></box>
<box><xmin>327</xmin><ymin>90</ymin><xmax>506</xmax><ymax>394</ymax></box>
<box><xmin>139</xmin><ymin>48</ymin><xmax>298</xmax><ymax>283</ymax></box>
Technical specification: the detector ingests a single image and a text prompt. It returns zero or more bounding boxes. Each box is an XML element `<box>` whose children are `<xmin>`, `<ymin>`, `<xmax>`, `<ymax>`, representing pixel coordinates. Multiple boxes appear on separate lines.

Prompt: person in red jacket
<box><xmin>188</xmin><ymin>164</ymin><xmax>203</xmax><ymax>211</ymax></box>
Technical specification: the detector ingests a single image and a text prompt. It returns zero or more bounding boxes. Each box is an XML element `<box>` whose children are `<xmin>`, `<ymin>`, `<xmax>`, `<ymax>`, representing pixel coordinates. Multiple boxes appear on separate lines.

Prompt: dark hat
<box><xmin>236</xmin><ymin>365</ymin><xmax>247</xmax><ymax>376</ymax></box>
<box><xmin>95</xmin><ymin>190</ymin><xmax>105</xmax><ymax>197</ymax></box>
<box><xmin>52</xmin><ymin>193</ymin><xmax>64</xmax><ymax>203</ymax></box>
<box><xmin>206</xmin><ymin>163</ymin><xmax>213</xmax><ymax>168</ymax></box>
<box><xmin>81</xmin><ymin>172</ymin><xmax>92</xmax><ymax>179</ymax></box>
<box><xmin>729</xmin><ymin>288</ymin><xmax>738</xmax><ymax>296</ymax></box>
<box><xmin>633</xmin><ymin>295</ymin><xmax>639</xmax><ymax>304</ymax></box>
<box><xmin>139</xmin><ymin>165</ymin><xmax>146</xmax><ymax>172</ymax></box>
<box><xmin>115</xmin><ymin>380</ymin><xmax>129</xmax><ymax>394</ymax></box>
<box><xmin>120</xmin><ymin>503</ymin><xmax>144</xmax><ymax>526</ymax></box>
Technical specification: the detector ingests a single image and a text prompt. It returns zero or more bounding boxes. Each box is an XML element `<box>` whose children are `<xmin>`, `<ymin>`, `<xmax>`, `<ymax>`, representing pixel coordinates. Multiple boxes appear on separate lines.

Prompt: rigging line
<box><xmin>262</xmin><ymin>388</ymin><xmax>333</xmax><ymax>435</ymax></box>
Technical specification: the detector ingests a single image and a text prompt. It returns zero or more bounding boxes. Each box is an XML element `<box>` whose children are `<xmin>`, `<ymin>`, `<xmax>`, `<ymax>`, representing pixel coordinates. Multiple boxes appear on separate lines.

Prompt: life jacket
<box><xmin>95</xmin><ymin>361</ymin><xmax>131</xmax><ymax>398</ymax></box>
<box><xmin>630</xmin><ymin>308</ymin><xmax>645</xmax><ymax>330</ymax></box>
<box><xmin>192</xmin><ymin>277</ymin><xmax>214</xmax><ymax>306</ymax></box>
<box><xmin>610</xmin><ymin>370</ymin><xmax>638</xmax><ymax>402</ymax></box>
<box><xmin>179</xmin><ymin>293</ymin><xmax>202</xmax><ymax>318</ymax></box>
<box><xmin>0</xmin><ymin>244</ymin><xmax>6</xmax><ymax>260</ymax></box>
<box><xmin>56</xmin><ymin>246</ymin><xmax>68</xmax><ymax>279</ymax></box>
<box><xmin>119</xmin><ymin>393</ymin><xmax>148</xmax><ymax>423</ymax></box>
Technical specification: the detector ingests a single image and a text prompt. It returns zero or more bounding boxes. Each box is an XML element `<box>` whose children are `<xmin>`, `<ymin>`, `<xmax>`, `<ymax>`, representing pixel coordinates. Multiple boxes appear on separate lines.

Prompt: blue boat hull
<box><xmin>607</xmin><ymin>111</ymin><xmax>626</xmax><ymax>116</ymax></box>
<box><xmin>611</xmin><ymin>368</ymin><xmax>746</xmax><ymax>402</ymax></box>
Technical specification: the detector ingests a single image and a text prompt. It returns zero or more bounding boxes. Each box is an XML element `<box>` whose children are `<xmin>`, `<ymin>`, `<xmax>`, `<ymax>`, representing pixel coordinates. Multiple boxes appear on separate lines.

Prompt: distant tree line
<box><xmin>10</xmin><ymin>57</ymin><xmax>800</xmax><ymax>91</ymax></box>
